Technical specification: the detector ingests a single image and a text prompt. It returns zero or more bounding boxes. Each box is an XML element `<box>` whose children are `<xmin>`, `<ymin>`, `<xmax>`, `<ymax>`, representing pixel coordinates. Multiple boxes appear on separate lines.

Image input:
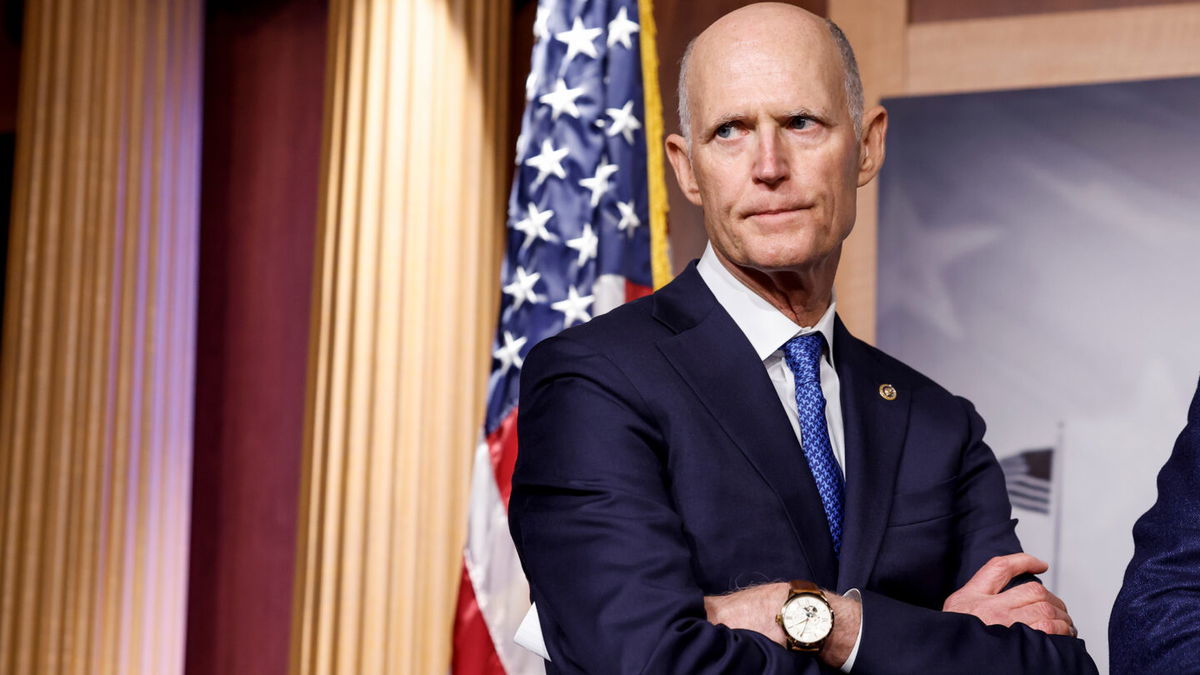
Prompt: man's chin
<box><xmin>736</xmin><ymin>247</ymin><xmax>832</xmax><ymax>274</ymax></box>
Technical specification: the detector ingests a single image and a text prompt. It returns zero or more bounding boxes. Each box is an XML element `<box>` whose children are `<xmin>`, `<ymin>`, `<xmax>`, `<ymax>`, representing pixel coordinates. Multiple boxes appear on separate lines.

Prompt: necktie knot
<box><xmin>783</xmin><ymin>333</ymin><xmax>825</xmax><ymax>386</ymax></box>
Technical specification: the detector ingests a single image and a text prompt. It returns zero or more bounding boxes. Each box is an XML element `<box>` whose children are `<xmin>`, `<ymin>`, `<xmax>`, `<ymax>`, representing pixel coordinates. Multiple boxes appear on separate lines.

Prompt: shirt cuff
<box><xmin>839</xmin><ymin>588</ymin><xmax>863</xmax><ymax>673</ymax></box>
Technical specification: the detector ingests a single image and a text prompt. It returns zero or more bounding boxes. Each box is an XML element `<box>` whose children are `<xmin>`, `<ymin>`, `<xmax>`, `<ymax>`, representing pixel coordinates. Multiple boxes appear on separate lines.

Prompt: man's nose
<box><xmin>751</xmin><ymin>128</ymin><xmax>789</xmax><ymax>186</ymax></box>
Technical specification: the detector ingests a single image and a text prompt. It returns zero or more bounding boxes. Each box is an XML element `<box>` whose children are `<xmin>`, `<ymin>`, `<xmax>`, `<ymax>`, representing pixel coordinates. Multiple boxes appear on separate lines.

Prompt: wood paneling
<box><xmin>910</xmin><ymin>0</ymin><xmax>1196</xmax><ymax>23</ymax></box>
<box><xmin>907</xmin><ymin>4</ymin><xmax>1200</xmax><ymax>95</ymax></box>
<box><xmin>828</xmin><ymin>0</ymin><xmax>908</xmax><ymax>343</ymax></box>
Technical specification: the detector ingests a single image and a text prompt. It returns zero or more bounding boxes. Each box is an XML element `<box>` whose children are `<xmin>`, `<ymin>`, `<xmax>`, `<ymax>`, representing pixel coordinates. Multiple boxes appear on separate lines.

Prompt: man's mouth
<box><xmin>745</xmin><ymin>206</ymin><xmax>808</xmax><ymax>221</ymax></box>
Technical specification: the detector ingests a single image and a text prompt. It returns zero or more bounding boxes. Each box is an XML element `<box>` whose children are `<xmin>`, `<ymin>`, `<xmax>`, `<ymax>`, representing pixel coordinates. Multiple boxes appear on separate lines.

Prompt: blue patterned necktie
<box><xmin>782</xmin><ymin>333</ymin><xmax>845</xmax><ymax>557</ymax></box>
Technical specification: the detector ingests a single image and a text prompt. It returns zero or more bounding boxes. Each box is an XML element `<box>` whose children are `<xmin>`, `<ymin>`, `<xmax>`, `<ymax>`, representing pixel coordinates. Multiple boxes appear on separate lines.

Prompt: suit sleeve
<box><xmin>509</xmin><ymin>334</ymin><xmax>832</xmax><ymax>674</ymax></box>
<box><xmin>851</xmin><ymin>396</ymin><xmax>1098</xmax><ymax>674</ymax></box>
<box><xmin>1108</xmin><ymin>376</ymin><xmax>1200</xmax><ymax>674</ymax></box>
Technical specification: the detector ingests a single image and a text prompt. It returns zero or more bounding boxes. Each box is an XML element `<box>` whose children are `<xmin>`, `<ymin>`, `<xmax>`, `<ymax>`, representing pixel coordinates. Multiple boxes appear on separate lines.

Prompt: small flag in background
<box><xmin>452</xmin><ymin>0</ymin><xmax>669</xmax><ymax>673</ymax></box>
<box><xmin>1000</xmin><ymin>447</ymin><xmax>1054</xmax><ymax>514</ymax></box>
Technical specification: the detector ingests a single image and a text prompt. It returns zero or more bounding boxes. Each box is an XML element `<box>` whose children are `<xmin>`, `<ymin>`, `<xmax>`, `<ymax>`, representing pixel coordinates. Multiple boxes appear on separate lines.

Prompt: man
<box><xmin>509</xmin><ymin>4</ymin><xmax>1097</xmax><ymax>672</ymax></box>
<box><xmin>1109</xmin><ymin>377</ymin><xmax>1200</xmax><ymax>672</ymax></box>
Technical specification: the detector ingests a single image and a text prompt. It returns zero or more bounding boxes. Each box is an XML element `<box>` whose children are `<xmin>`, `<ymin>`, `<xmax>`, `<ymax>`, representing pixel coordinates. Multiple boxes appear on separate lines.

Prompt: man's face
<box><xmin>671</xmin><ymin>18</ymin><xmax>869</xmax><ymax>275</ymax></box>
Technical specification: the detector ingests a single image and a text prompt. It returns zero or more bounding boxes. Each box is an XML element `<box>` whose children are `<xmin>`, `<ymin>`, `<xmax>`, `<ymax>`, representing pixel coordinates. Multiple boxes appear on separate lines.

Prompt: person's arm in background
<box><xmin>1110</xmin><ymin>376</ymin><xmax>1200</xmax><ymax>673</ymax></box>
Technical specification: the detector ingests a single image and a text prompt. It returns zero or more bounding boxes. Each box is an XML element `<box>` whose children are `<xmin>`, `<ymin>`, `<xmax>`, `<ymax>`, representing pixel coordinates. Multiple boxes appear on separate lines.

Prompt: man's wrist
<box><xmin>819</xmin><ymin>589</ymin><xmax>862</xmax><ymax>669</ymax></box>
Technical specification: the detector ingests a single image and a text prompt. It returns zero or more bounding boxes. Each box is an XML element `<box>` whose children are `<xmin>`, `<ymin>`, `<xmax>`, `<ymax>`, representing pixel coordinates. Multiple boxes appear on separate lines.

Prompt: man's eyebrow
<box><xmin>703</xmin><ymin>112</ymin><xmax>745</xmax><ymax>134</ymax></box>
<box><xmin>782</xmin><ymin>107</ymin><xmax>834</xmax><ymax>124</ymax></box>
<box><xmin>702</xmin><ymin>107</ymin><xmax>834</xmax><ymax>135</ymax></box>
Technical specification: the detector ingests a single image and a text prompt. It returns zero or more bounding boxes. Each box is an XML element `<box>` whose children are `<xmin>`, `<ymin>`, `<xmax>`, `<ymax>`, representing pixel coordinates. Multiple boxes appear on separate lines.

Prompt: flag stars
<box><xmin>539</xmin><ymin>78</ymin><xmax>586</xmax><ymax>120</ymax></box>
<box><xmin>493</xmin><ymin>331</ymin><xmax>528</xmax><ymax>374</ymax></box>
<box><xmin>566</xmin><ymin>223</ymin><xmax>599</xmax><ymax>266</ymax></box>
<box><xmin>525</xmin><ymin>139</ymin><xmax>569</xmax><ymax>188</ymax></box>
<box><xmin>605</xmin><ymin>101</ymin><xmax>642</xmax><ymax>145</ymax></box>
<box><xmin>503</xmin><ymin>267</ymin><xmax>542</xmax><ymax>310</ymax></box>
<box><xmin>616</xmin><ymin>200</ymin><xmax>641</xmax><ymax>236</ymax></box>
<box><xmin>513</xmin><ymin>202</ymin><xmax>558</xmax><ymax>251</ymax></box>
<box><xmin>607</xmin><ymin>7</ymin><xmax>640</xmax><ymax>49</ymax></box>
<box><xmin>551</xmin><ymin>286</ymin><xmax>595</xmax><ymax>328</ymax></box>
<box><xmin>555</xmin><ymin>17</ymin><xmax>602</xmax><ymax>63</ymax></box>
<box><xmin>579</xmin><ymin>157</ymin><xmax>618</xmax><ymax>207</ymax></box>
<box><xmin>533</xmin><ymin>1</ymin><xmax>553</xmax><ymax>41</ymax></box>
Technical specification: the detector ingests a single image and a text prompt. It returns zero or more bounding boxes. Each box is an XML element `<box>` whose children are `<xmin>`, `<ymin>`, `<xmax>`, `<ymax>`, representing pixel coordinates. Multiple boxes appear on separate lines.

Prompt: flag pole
<box><xmin>1050</xmin><ymin>421</ymin><xmax>1066</xmax><ymax>591</ymax></box>
<box><xmin>637</xmin><ymin>0</ymin><xmax>672</xmax><ymax>289</ymax></box>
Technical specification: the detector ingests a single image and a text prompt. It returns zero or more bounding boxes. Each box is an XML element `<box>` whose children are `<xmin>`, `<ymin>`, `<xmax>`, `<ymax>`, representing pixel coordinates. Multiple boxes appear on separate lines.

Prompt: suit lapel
<box><xmin>653</xmin><ymin>266</ymin><xmax>838</xmax><ymax>589</ymax></box>
<box><xmin>834</xmin><ymin>318</ymin><xmax>911</xmax><ymax>592</ymax></box>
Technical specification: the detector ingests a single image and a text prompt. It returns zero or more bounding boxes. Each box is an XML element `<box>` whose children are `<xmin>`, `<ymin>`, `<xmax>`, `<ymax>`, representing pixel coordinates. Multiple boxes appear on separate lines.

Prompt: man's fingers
<box><xmin>1006</xmin><ymin>580</ymin><xmax>1054</xmax><ymax>607</ymax></box>
<box><xmin>1000</xmin><ymin>600</ymin><xmax>1072</xmax><ymax>629</ymax></box>
<box><xmin>961</xmin><ymin>553</ymin><xmax>1049</xmax><ymax>595</ymax></box>
<box><xmin>1000</xmin><ymin>582</ymin><xmax>1072</xmax><ymax>620</ymax></box>
<box><xmin>1037</xmin><ymin>587</ymin><xmax>1069</xmax><ymax>613</ymax></box>
<box><xmin>1029</xmin><ymin>600</ymin><xmax>1072</xmax><ymax>625</ymax></box>
<box><xmin>953</xmin><ymin>588</ymin><xmax>1074</xmax><ymax>628</ymax></box>
<box><xmin>1028</xmin><ymin>618</ymin><xmax>1075</xmax><ymax>637</ymax></box>
<box><xmin>944</xmin><ymin>561</ymin><xmax>1080</xmax><ymax>637</ymax></box>
<box><xmin>1041</xmin><ymin>586</ymin><xmax>1070</xmax><ymax>612</ymax></box>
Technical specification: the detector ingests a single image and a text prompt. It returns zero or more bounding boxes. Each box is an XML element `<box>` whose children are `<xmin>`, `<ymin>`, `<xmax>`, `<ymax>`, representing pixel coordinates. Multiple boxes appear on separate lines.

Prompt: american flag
<box><xmin>1000</xmin><ymin>447</ymin><xmax>1054</xmax><ymax>515</ymax></box>
<box><xmin>453</xmin><ymin>0</ymin><xmax>661</xmax><ymax>672</ymax></box>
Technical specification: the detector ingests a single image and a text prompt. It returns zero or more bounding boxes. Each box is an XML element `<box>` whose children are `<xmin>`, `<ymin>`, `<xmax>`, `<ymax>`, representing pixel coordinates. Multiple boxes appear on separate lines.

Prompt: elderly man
<box><xmin>509</xmin><ymin>3</ymin><xmax>1097</xmax><ymax>673</ymax></box>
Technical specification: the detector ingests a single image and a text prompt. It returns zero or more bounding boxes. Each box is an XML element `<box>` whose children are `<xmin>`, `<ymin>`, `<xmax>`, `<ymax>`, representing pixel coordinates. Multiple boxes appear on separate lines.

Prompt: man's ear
<box><xmin>856</xmin><ymin>105</ymin><xmax>888</xmax><ymax>187</ymax></box>
<box><xmin>665</xmin><ymin>133</ymin><xmax>703</xmax><ymax>206</ymax></box>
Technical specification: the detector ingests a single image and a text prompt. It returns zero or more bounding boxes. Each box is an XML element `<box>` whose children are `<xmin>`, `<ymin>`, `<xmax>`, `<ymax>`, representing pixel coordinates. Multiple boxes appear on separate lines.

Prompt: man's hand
<box><xmin>943</xmin><ymin>553</ymin><xmax>1077</xmax><ymax>637</ymax></box>
<box><xmin>704</xmin><ymin>583</ymin><xmax>861</xmax><ymax>669</ymax></box>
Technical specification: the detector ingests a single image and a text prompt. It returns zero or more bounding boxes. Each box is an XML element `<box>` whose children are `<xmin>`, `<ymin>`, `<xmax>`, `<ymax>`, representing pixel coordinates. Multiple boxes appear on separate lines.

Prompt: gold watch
<box><xmin>776</xmin><ymin>580</ymin><xmax>835</xmax><ymax>652</ymax></box>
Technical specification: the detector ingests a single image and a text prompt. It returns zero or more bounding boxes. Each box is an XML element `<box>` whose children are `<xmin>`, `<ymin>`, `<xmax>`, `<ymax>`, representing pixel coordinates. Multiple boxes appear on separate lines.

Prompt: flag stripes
<box><xmin>1000</xmin><ymin>447</ymin><xmax>1054</xmax><ymax>515</ymax></box>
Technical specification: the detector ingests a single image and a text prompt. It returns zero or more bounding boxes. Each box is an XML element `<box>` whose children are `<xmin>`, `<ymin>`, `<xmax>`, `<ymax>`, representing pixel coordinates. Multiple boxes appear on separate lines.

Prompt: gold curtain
<box><xmin>0</xmin><ymin>0</ymin><xmax>203</xmax><ymax>673</ymax></box>
<box><xmin>290</xmin><ymin>0</ymin><xmax>509</xmax><ymax>672</ymax></box>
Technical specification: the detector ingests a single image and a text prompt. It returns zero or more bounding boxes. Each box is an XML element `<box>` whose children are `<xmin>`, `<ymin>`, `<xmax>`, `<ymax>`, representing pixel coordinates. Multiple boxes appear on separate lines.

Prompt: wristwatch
<box><xmin>776</xmin><ymin>580</ymin><xmax>835</xmax><ymax>652</ymax></box>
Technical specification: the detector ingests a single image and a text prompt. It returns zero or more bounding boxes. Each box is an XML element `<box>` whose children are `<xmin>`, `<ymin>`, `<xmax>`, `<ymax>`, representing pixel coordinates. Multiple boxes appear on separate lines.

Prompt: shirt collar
<box><xmin>696</xmin><ymin>243</ymin><xmax>837</xmax><ymax>363</ymax></box>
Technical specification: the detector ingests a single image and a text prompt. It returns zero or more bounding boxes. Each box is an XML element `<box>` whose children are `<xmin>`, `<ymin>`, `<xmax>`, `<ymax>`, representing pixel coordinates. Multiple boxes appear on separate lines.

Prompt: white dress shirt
<box><xmin>697</xmin><ymin>244</ymin><xmax>863</xmax><ymax>672</ymax></box>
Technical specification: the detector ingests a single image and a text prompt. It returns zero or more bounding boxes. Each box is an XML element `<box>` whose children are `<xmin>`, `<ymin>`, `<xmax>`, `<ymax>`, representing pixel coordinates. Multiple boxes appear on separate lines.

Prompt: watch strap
<box><xmin>789</xmin><ymin>579</ymin><xmax>821</xmax><ymax>595</ymax></box>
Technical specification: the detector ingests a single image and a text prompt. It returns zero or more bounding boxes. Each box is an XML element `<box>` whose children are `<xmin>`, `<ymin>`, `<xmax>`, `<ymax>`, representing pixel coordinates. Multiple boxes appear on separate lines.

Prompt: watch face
<box><xmin>782</xmin><ymin>594</ymin><xmax>833</xmax><ymax>644</ymax></box>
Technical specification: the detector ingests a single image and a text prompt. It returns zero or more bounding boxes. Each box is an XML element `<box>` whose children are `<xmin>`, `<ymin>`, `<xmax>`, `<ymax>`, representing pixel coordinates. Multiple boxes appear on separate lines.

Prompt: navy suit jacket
<box><xmin>509</xmin><ymin>264</ymin><xmax>1096</xmax><ymax>673</ymax></box>
<box><xmin>1109</xmin><ymin>376</ymin><xmax>1200</xmax><ymax>672</ymax></box>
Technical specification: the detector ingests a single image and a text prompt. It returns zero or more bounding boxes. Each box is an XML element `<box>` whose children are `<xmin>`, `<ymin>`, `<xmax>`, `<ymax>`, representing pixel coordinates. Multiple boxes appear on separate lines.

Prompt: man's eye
<box><xmin>715</xmin><ymin>123</ymin><xmax>736</xmax><ymax>139</ymax></box>
<box><xmin>788</xmin><ymin>116</ymin><xmax>812</xmax><ymax>130</ymax></box>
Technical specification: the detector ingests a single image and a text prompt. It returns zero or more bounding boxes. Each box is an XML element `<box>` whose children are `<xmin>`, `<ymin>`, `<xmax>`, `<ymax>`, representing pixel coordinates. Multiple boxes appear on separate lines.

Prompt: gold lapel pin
<box><xmin>879</xmin><ymin>384</ymin><xmax>897</xmax><ymax>401</ymax></box>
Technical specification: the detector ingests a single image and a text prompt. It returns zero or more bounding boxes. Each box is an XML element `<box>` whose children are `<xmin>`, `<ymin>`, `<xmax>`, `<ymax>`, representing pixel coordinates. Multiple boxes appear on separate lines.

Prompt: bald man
<box><xmin>509</xmin><ymin>4</ymin><xmax>1097</xmax><ymax>673</ymax></box>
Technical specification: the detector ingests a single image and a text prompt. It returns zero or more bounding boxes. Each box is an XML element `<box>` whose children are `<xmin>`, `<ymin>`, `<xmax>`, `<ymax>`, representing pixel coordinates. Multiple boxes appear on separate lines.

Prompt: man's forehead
<box><xmin>690</xmin><ymin>35</ymin><xmax>842</xmax><ymax>117</ymax></box>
